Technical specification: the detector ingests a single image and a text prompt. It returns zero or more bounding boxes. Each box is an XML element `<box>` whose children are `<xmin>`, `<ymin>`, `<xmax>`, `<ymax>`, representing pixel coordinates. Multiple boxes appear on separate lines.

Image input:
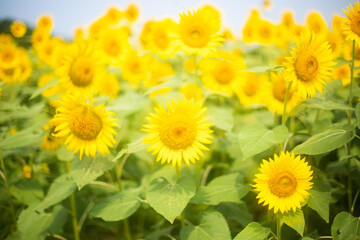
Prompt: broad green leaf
<box><xmin>180</xmin><ymin>210</ymin><xmax>231</xmax><ymax>240</ymax></box>
<box><xmin>292</xmin><ymin>125</ymin><xmax>354</xmax><ymax>155</ymax></box>
<box><xmin>113</xmin><ymin>138</ymin><xmax>146</xmax><ymax>162</ymax></box>
<box><xmin>334</xmin><ymin>58</ymin><xmax>351</xmax><ymax>68</ymax></box>
<box><xmin>146</xmin><ymin>176</ymin><xmax>196</xmax><ymax>223</ymax></box>
<box><xmin>306</xmin><ymin>98</ymin><xmax>354</xmax><ymax>111</ymax></box>
<box><xmin>241</xmin><ymin>65</ymin><xmax>284</xmax><ymax>73</ymax></box>
<box><xmin>145</xmin><ymin>226</ymin><xmax>174</xmax><ymax>240</ymax></box>
<box><xmin>56</xmin><ymin>146</ymin><xmax>74</xmax><ymax>161</ymax></box>
<box><xmin>207</xmin><ymin>105</ymin><xmax>234</xmax><ymax>132</ymax></box>
<box><xmin>238</xmin><ymin>123</ymin><xmax>288</xmax><ymax>159</ymax></box>
<box><xmin>233</xmin><ymin>222</ymin><xmax>271</xmax><ymax>240</ymax></box>
<box><xmin>308</xmin><ymin>176</ymin><xmax>331</xmax><ymax>223</ymax></box>
<box><xmin>18</xmin><ymin>205</ymin><xmax>67</xmax><ymax>240</ymax></box>
<box><xmin>279</xmin><ymin>209</ymin><xmax>305</xmax><ymax>236</ymax></box>
<box><xmin>34</xmin><ymin>173</ymin><xmax>77</xmax><ymax>211</ymax></box>
<box><xmin>71</xmin><ymin>154</ymin><xmax>115</xmax><ymax>189</ymax></box>
<box><xmin>0</xmin><ymin>103</ymin><xmax>44</xmax><ymax>122</ymax></box>
<box><xmin>90</xmin><ymin>192</ymin><xmax>141</xmax><ymax>221</ymax></box>
<box><xmin>191</xmin><ymin>174</ymin><xmax>250</xmax><ymax>205</ymax></box>
<box><xmin>30</xmin><ymin>78</ymin><xmax>58</xmax><ymax>100</ymax></box>
<box><xmin>356</xmin><ymin>103</ymin><xmax>360</xmax><ymax>129</ymax></box>
<box><xmin>331</xmin><ymin>211</ymin><xmax>360</xmax><ymax>240</ymax></box>
<box><xmin>214</xmin><ymin>202</ymin><xmax>252</xmax><ymax>228</ymax></box>
<box><xmin>10</xmin><ymin>179</ymin><xmax>44</xmax><ymax>207</ymax></box>
<box><xmin>107</xmin><ymin>91</ymin><xmax>149</xmax><ymax>116</ymax></box>
<box><xmin>0</xmin><ymin>127</ymin><xmax>42</xmax><ymax>150</ymax></box>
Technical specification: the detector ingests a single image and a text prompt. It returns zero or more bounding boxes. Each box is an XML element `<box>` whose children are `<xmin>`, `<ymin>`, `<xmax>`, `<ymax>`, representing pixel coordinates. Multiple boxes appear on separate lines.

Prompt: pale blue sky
<box><xmin>0</xmin><ymin>0</ymin><xmax>353</xmax><ymax>39</ymax></box>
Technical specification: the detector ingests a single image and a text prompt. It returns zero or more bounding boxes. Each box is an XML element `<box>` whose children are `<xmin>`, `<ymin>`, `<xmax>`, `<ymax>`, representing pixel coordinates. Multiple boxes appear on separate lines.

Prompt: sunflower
<box><xmin>327</xmin><ymin>32</ymin><xmax>343</xmax><ymax>58</ymax></box>
<box><xmin>142</xmin><ymin>99</ymin><xmax>213</xmax><ymax>167</ymax></box>
<box><xmin>343</xmin><ymin>1</ymin><xmax>360</xmax><ymax>43</ymax></box>
<box><xmin>333</xmin><ymin>65</ymin><xmax>351</xmax><ymax>86</ymax></box>
<box><xmin>125</xmin><ymin>3</ymin><xmax>139</xmax><ymax>22</ymax></box>
<box><xmin>332</xmin><ymin>14</ymin><xmax>346</xmax><ymax>41</ymax></box>
<box><xmin>173</xmin><ymin>8</ymin><xmax>223</xmax><ymax>56</ymax></box>
<box><xmin>262</xmin><ymin>72</ymin><xmax>300</xmax><ymax>115</ymax></box>
<box><xmin>38</xmin><ymin>73</ymin><xmax>63</xmax><ymax>98</ymax></box>
<box><xmin>104</xmin><ymin>7</ymin><xmax>123</xmax><ymax>25</ymax></box>
<box><xmin>283</xmin><ymin>31</ymin><xmax>335</xmax><ymax>99</ymax></box>
<box><xmin>234</xmin><ymin>73</ymin><xmax>266</xmax><ymax>107</ymax></box>
<box><xmin>179</xmin><ymin>83</ymin><xmax>204</xmax><ymax>101</ymax></box>
<box><xmin>37</xmin><ymin>37</ymin><xmax>67</xmax><ymax>68</ymax></box>
<box><xmin>256</xmin><ymin>20</ymin><xmax>276</xmax><ymax>45</ymax></box>
<box><xmin>56</xmin><ymin>41</ymin><xmax>106</xmax><ymax>97</ymax></box>
<box><xmin>37</xmin><ymin>15</ymin><xmax>53</xmax><ymax>33</ymax></box>
<box><xmin>97</xmin><ymin>73</ymin><xmax>120</xmax><ymax>99</ymax></box>
<box><xmin>200</xmin><ymin>50</ymin><xmax>246</xmax><ymax>96</ymax></box>
<box><xmin>10</xmin><ymin>21</ymin><xmax>26</xmax><ymax>38</ymax></box>
<box><xmin>254</xmin><ymin>151</ymin><xmax>313</xmax><ymax>214</ymax></box>
<box><xmin>306</xmin><ymin>12</ymin><xmax>328</xmax><ymax>40</ymax></box>
<box><xmin>50</xmin><ymin>95</ymin><xmax>118</xmax><ymax>160</ymax></box>
<box><xmin>121</xmin><ymin>50</ymin><xmax>150</xmax><ymax>85</ymax></box>
<box><xmin>243</xmin><ymin>9</ymin><xmax>261</xmax><ymax>43</ymax></box>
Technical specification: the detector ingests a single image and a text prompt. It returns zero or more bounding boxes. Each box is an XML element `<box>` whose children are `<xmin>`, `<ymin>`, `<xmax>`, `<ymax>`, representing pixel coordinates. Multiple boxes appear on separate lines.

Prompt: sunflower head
<box><xmin>10</xmin><ymin>21</ymin><xmax>27</xmax><ymax>38</ymax></box>
<box><xmin>254</xmin><ymin>152</ymin><xmax>313</xmax><ymax>214</ymax></box>
<box><xmin>50</xmin><ymin>95</ymin><xmax>118</xmax><ymax>160</ymax></box>
<box><xmin>284</xmin><ymin>31</ymin><xmax>335</xmax><ymax>99</ymax></box>
<box><xmin>343</xmin><ymin>1</ymin><xmax>360</xmax><ymax>43</ymax></box>
<box><xmin>174</xmin><ymin>8</ymin><xmax>223</xmax><ymax>56</ymax></box>
<box><xmin>306</xmin><ymin>12</ymin><xmax>328</xmax><ymax>39</ymax></box>
<box><xmin>142</xmin><ymin>99</ymin><xmax>213</xmax><ymax>167</ymax></box>
<box><xmin>37</xmin><ymin>15</ymin><xmax>53</xmax><ymax>33</ymax></box>
<box><xmin>125</xmin><ymin>3</ymin><xmax>139</xmax><ymax>22</ymax></box>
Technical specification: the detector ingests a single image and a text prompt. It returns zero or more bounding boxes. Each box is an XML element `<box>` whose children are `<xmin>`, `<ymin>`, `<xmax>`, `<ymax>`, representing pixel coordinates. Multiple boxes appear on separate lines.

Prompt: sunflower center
<box><xmin>269</xmin><ymin>171</ymin><xmax>297</xmax><ymax>198</ymax></box>
<box><xmin>182</xmin><ymin>25</ymin><xmax>209</xmax><ymax>48</ymax></box>
<box><xmin>70</xmin><ymin>57</ymin><xmax>95</xmax><ymax>87</ymax></box>
<box><xmin>215</xmin><ymin>64</ymin><xmax>234</xmax><ymax>84</ymax></box>
<box><xmin>155</xmin><ymin>32</ymin><xmax>169</xmax><ymax>50</ymax></box>
<box><xmin>159</xmin><ymin>114</ymin><xmax>197</xmax><ymax>150</ymax></box>
<box><xmin>105</xmin><ymin>39</ymin><xmax>120</xmax><ymax>56</ymax></box>
<box><xmin>69</xmin><ymin>107</ymin><xmax>103</xmax><ymax>140</ymax></box>
<box><xmin>350</xmin><ymin>15</ymin><xmax>360</xmax><ymax>37</ymax></box>
<box><xmin>2</xmin><ymin>50</ymin><xmax>15</xmax><ymax>62</ymax></box>
<box><xmin>294</xmin><ymin>53</ymin><xmax>318</xmax><ymax>82</ymax></box>
<box><xmin>244</xmin><ymin>82</ymin><xmax>257</xmax><ymax>96</ymax></box>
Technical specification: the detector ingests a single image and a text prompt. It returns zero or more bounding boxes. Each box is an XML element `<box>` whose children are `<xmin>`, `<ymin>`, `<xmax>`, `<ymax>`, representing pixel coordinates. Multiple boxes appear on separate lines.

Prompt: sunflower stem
<box><xmin>345</xmin><ymin>143</ymin><xmax>353</xmax><ymax>212</ymax></box>
<box><xmin>348</xmin><ymin>39</ymin><xmax>355</xmax><ymax>124</ymax></box>
<box><xmin>351</xmin><ymin>188</ymin><xmax>360</xmax><ymax>214</ymax></box>
<box><xmin>123</xmin><ymin>218</ymin><xmax>132</xmax><ymax>240</ymax></box>
<box><xmin>0</xmin><ymin>149</ymin><xmax>17</xmax><ymax>228</ymax></box>
<box><xmin>115</xmin><ymin>153</ymin><xmax>130</xmax><ymax>191</ymax></box>
<box><xmin>276</xmin><ymin>215</ymin><xmax>282</xmax><ymax>240</ymax></box>
<box><xmin>66</xmin><ymin>161</ymin><xmax>80</xmax><ymax>240</ymax></box>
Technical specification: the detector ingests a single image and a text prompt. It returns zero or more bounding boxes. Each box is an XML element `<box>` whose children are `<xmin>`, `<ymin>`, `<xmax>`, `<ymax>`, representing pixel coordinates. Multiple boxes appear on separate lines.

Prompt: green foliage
<box><xmin>191</xmin><ymin>173</ymin><xmax>250</xmax><ymax>205</ymax></box>
<box><xmin>146</xmin><ymin>176</ymin><xmax>196</xmax><ymax>223</ymax></box>
<box><xmin>331</xmin><ymin>212</ymin><xmax>360</xmax><ymax>240</ymax></box>
<box><xmin>180</xmin><ymin>210</ymin><xmax>231</xmax><ymax>240</ymax></box>
<box><xmin>307</xmin><ymin>174</ymin><xmax>331</xmax><ymax>223</ymax></box>
<box><xmin>233</xmin><ymin>222</ymin><xmax>271</xmax><ymax>240</ymax></box>
<box><xmin>238</xmin><ymin>123</ymin><xmax>288</xmax><ymax>159</ymax></box>
<box><xmin>278</xmin><ymin>209</ymin><xmax>305</xmax><ymax>236</ymax></box>
<box><xmin>356</xmin><ymin>102</ymin><xmax>360</xmax><ymax>129</ymax></box>
<box><xmin>207</xmin><ymin>105</ymin><xmax>234</xmax><ymax>132</ymax></box>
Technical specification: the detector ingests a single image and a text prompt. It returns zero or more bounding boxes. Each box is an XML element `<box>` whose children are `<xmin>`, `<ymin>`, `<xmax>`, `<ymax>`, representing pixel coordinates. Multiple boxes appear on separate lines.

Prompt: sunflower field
<box><xmin>1</xmin><ymin>1</ymin><xmax>360</xmax><ymax>240</ymax></box>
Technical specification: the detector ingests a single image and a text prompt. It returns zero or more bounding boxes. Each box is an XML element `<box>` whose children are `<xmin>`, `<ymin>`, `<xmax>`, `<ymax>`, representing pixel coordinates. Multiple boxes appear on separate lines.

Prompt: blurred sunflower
<box><xmin>121</xmin><ymin>50</ymin><xmax>150</xmax><ymax>85</ymax></box>
<box><xmin>179</xmin><ymin>83</ymin><xmax>204</xmax><ymax>101</ymax></box>
<box><xmin>173</xmin><ymin>8</ymin><xmax>223</xmax><ymax>56</ymax></box>
<box><xmin>254</xmin><ymin>152</ymin><xmax>313</xmax><ymax>214</ymax></box>
<box><xmin>42</xmin><ymin>122</ymin><xmax>64</xmax><ymax>151</ymax></box>
<box><xmin>142</xmin><ymin>99</ymin><xmax>213</xmax><ymax>167</ymax></box>
<box><xmin>234</xmin><ymin>73</ymin><xmax>266</xmax><ymax>107</ymax></box>
<box><xmin>333</xmin><ymin>65</ymin><xmax>351</xmax><ymax>86</ymax></box>
<box><xmin>37</xmin><ymin>15</ymin><xmax>53</xmax><ymax>33</ymax></box>
<box><xmin>104</xmin><ymin>7</ymin><xmax>123</xmax><ymax>25</ymax></box>
<box><xmin>56</xmin><ymin>41</ymin><xmax>106</xmax><ymax>97</ymax></box>
<box><xmin>243</xmin><ymin>9</ymin><xmax>260</xmax><ymax>43</ymax></box>
<box><xmin>256</xmin><ymin>20</ymin><xmax>276</xmax><ymax>45</ymax></box>
<box><xmin>262</xmin><ymin>72</ymin><xmax>300</xmax><ymax>114</ymax></box>
<box><xmin>37</xmin><ymin>73</ymin><xmax>63</xmax><ymax>98</ymax></box>
<box><xmin>51</xmin><ymin>95</ymin><xmax>118</xmax><ymax>160</ymax></box>
<box><xmin>327</xmin><ymin>32</ymin><xmax>343</xmax><ymax>58</ymax></box>
<box><xmin>343</xmin><ymin>1</ymin><xmax>360</xmax><ymax>43</ymax></box>
<box><xmin>125</xmin><ymin>3</ymin><xmax>139</xmax><ymax>22</ymax></box>
<box><xmin>284</xmin><ymin>31</ymin><xmax>335</xmax><ymax>99</ymax></box>
<box><xmin>306</xmin><ymin>12</ymin><xmax>328</xmax><ymax>39</ymax></box>
<box><xmin>10</xmin><ymin>21</ymin><xmax>26</xmax><ymax>38</ymax></box>
<box><xmin>200</xmin><ymin>50</ymin><xmax>246</xmax><ymax>96</ymax></box>
<box><xmin>37</xmin><ymin>37</ymin><xmax>67</xmax><ymax>68</ymax></box>
<box><xmin>97</xmin><ymin>73</ymin><xmax>120</xmax><ymax>99</ymax></box>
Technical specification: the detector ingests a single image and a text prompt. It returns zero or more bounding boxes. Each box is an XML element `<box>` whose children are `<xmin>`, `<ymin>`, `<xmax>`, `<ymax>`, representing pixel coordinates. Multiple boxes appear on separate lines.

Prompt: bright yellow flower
<box><xmin>234</xmin><ymin>73</ymin><xmax>266</xmax><ymax>107</ymax></box>
<box><xmin>256</xmin><ymin>20</ymin><xmax>276</xmax><ymax>45</ymax></box>
<box><xmin>121</xmin><ymin>50</ymin><xmax>150</xmax><ymax>85</ymax></box>
<box><xmin>262</xmin><ymin>72</ymin><xmax>300</xmax><ymax>115</ymax></box>
<box><xmin>281</xmin><ymin>11</ymin><xmax>295</xmax><ymax>31</ymax></box>
<box><xmin>327</xmin><ymin>32</ymin><xmax>343</xmax><ymax>58</ymax></box>
<box><xmin>37</xmin><ymin>37</ymin><xmax>67</xmax><ymax>68</ymax></box>
<box><xmin>104</xmin><ymin>7</ymin><xmax>123</xmax><ymax>25</ymax></box>
<box><xmin>38</xmin><ymin>73</ymin><xmax>63</xmax><ymax>98</ymax></box>
<box><xmin>263</xmin><ymin>0</ymin><xmax>272</xmax><ymax>10</ymax></box>
<box><xmin>23</xmin><ymin>165</ymin><xmax>32</xmax><ymax>179</ymax></box>
<box><xmin>243</xmin><ymin>9</ymin><xmax>261</xmax><ymax>43</ymax></box>
<box><xmin>97</xmin><ymin>73</ymin><xmax>120</xmax><ymax>99</ymax></box>
<box><xmin>0</xmin><ymin>47</ymin><xmax>31</xmax><ymax>84</ymax></box>
<box><xmin>56</xmin><ymin>42</ymin><xmax>106</xmax><ymax>97</ymax></box>
<box><xmin>50</xmin><ymin>95</ymin><xmax>118</xmax><ymax>160</ymax></box>
<box><xmin>125</xmin><ymin>3</ymin><xmax>139</xmax><ymax>22</ymax></box>
<box><xmin>184</xmin><ymin>58</ymin><xmax>196</xmax><ymax>73</ymax></box>
<box><xmin>332</xmin><ymin>14</ymin><xmax>346</xmax><ymax>41</ymax></box>
<box><xmin>254</xmin><ymin>152</ymin><xmax>313</xmax><ymax>214</ymax></box>
<box><xmin>306</xmin><ymin>12</ymin><xmax>328</xmax><ymax>39</ymax></box>
<box><xmin>146</xmin><ymin>61</ymin><xmax>174</xmax><ymax>98</ymax></box>
<box><xmin>284</xmin><ymin>31</ymin><xmax>335</xmax><ymax>99</ymax></box>
<box><xmin>42</xmin><ymin>134</ymin><xmax>63</xmax><ymax>151</ymax></box>
<box><xmin>333</xmin><ymin>65</ymin><xmax>351</xmax><ymax>86</ymax></box>
<box><xmin>142</xmin><ymin>99</ymin><xmax>213</xmax><ymax>167</ymax></box>
<box><xmin>173</xmin><ymin>8</ymin><xmax>223</xmax><ymax>56</ymax></box>
<box><xmin>140</xmin><ymin>20</ymin><xmax>156</xmax><ymax>50</ymax></box>
<box><xmin>343</xmin><ymin>1</ymin><xmax>360</xmax><ymax>44</ymax></box>
<box><xmin>222</xmin><ymin>28</ymin><xmax>235</xmax><ymax>41</ymax></box>
<box><xmin>344</xmin><ymin>41</ymin><xmax>360</xmax><ymax>66</ymax></box>
<box><xmin>0</xmin><ymin>33</ymin><xmax>14</xmax><ymax>47</ymax></box>
<box><xmin>37</xmin><ymin>15</ymin><xmax>53</xmax><ymax>32</ymax></box>
<box><xmin>10</xmin><ymin>21</ymin><xmax>26</xmax><ymax>38</ymax></box>
<box><xmin>147</xmin><ymin>19</ymin><xmax>177</xmax><ymax>58</ymax></box>
<box><xmin>179</xmin><ymin>83</ymin><xmax>204</xmax><ymax>101</ymax></box>
<box><xmin>74</xmin><ymin>28</ymin><xmax>85</xmax><ymax>42</ymax></box>
<box><xmin>200</xmin><ymin>50</ymin><xmax>246</xmax><ymax>96</ymax></box>
<box><xmin>31</xmin><ymin>28</ymin><xmax>50</xmax><ymax>51</ymax></box>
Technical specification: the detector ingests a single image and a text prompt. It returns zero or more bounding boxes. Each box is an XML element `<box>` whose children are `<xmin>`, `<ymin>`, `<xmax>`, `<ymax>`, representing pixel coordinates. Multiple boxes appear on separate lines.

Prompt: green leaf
<box><xmin>306</xmin><ymin>98</ymin><xmax>354</xmax><ymax>111</ymax></box>
<box><xmin>113</xmin><ymin>138</ymin><xmax>146</xmax><ymax>162</ymax></box>
<box><xmin>10</xmin><ymin>179</ymin><xmax>44</xmax><ymax>207</ymax></box>
<box><xmin>292</xmin><ymin>125</ymin><xmax>354</xmax><ymax>155</ymax></box>
<box><xmin>238</xmin><ymin>123</ymin><xmax>288</xmax><ymax>159</ymax></box>
<box><xmin>71</xmin><ymin>154</ymin><xmax>115</xmax><ymax>190</ymax></box>
<box><xmin>145</xmin><ymin>226</ymin><xmax>174</xmax><ymax>240</ymax></box>
<box><xmin>307</xmin><ymin>176</ymin><xmax>331</xmax><ymax>223</ymax></box>
<box><xmin>233</xmin><ymin>222</ymin><xmax>271</xmax><ymax>240</ymax></box>
<box><xmin>356</xmin><ymin>103</ymin><xmax>360</xmax><ymax>129</ymax></box>
<box><xmin>215</xmin><ymin>202</ymin><xmax>252</xmax><ymax>228</ymax></box>
<box><xmin>278</xmin><ymin>209</ymin><xmax>305</xmax><ymax>236</ymax></box>
<box><xmin>241</xmin><ymin>65</ymin><xmax>284</xmax><ymax>73</ymax></box>
<box><xmin>0</xmin><ymin>127</ymin><xmax>42</xmax><ymax>150</ymax></box>
<box><xmin>334</xmin><ymin>58</ymin><xmax>351</xmax><ymax>68</ymax></box>
<box><xmin>18</xmin><ymin>205</ymin><xmax>67</xmax><ymax>240</ymax></box>
<box><xmin>56</xmin><ymin>146</ymin><xmax>74</xmax><ymax>161</ymax></box>
<box><xmin>207</xmin><ymin>105</ymin><xmax>234</xmax><ymax>132</ymax></box>
<box><xmin>144</xmin><ymin>79</ymin><xmax>181</xmax><ymax>95</ymax></box>
<box><xmin>180</xmin><ymin>210</ymin><xmax>231</xmax><ymax>240</ymax></box>
<box><xmin>331</xmin><ymin>212</ymin><xmax>360</xmax><ymax>240</ymax></box>
<box><xmin>34</xmin><ymin>173</ymin><xmax>77</xmax><ymax>211</ymax></box>
<box><xmin>30</xmin><ymin>78</ymin><xmax>58</xmax><ymax>100</ymax></box>
<box><xmin>146</xmin><ymin>176</ymin><xmax>196</xmax><ymax>223</ymax></box>
<box><xmin>90</xmin><ymin>191</ymin><xmax>141</xmax><ymax>221</ymax></box>
<box><xmin>191</xmin><ymin>174</ymin><xmax>250</xmax><ymax>205</ymax></box>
